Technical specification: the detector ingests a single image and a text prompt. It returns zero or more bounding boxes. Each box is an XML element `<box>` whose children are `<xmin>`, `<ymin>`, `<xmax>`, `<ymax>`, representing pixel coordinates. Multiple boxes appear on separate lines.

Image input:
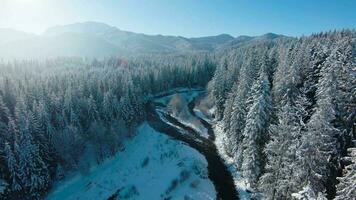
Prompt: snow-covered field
<box><xmin>46</xmin><ymin>123</ymin><xmax>216</xmax><ymax>200</ymax></box>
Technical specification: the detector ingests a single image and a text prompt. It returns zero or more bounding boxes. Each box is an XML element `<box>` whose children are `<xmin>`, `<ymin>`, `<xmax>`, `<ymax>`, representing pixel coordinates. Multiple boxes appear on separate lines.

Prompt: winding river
<box><xmin>145</xmin><ymin>90</ymin><xmax>239</xmax><ymax>200</ymax></box>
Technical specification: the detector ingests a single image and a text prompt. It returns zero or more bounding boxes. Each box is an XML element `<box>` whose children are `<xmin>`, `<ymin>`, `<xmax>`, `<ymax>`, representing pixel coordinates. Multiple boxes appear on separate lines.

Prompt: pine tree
<box><xmin>241</xmin><ymin>68</ymin><xmax>272</xmax><ymax>187</ymax></box>
<box><xmin>224</xmin><ymin>60</ymin><xmax>256</xmax><ymax>161</ymax></box>
<box><xmin>259</xmin><ymin>94</ymin><xmax>308</xmax><ymax>199</ymax></box>
<box><xmin>222</xmin><ymin>82</ymin><xmax>238</xmax><ymax>132</ymax></box>
<box><xmin>102</xmin><ymin>90</ymin><xmax>115</xmax><ymax>122</ymax></box>
<box><xmin>0</xmin><ymin>95</ymin><xmax>10</xmax><ymax>131</ymax></box>
<box><xmin>87</xmin><ymin>95</ymin><xmax>98</xmax><ymax>123</ymax></box>
<box><xmin>4</xmin><ymin>142</ymin><xmax>21</xmax><ymax>192</ymax></box>
<box><xmin>335</xmin><ymin>144</ymin><xmax>356</xmax><ymax>200</ymax></box>
<box><xmin>211</xmin><ymin>59</ymin><xmax>234</xmax><ymax>119</ymax></box>
<box><xmin>291</xmin><ymin>184</ymin><xmax>327</xmax><ymax>200</ymax></box>
<box><xmin>17</xmin><ymin>117</ymin><xmax>49</xmax><ymax>197</ymax></box>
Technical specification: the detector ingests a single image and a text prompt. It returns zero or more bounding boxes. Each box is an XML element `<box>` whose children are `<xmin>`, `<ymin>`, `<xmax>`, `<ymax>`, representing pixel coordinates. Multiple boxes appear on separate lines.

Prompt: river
<box><xmin>145</xmin><ymin>91</ymin><xmax>239</xmax><ymax>200</ymax></box>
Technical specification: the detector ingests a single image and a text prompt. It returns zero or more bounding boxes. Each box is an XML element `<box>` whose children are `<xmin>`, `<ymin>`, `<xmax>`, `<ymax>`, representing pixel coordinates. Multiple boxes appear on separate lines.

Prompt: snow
<box><xmin>152</xmin><ymin>87</ymin><xmax>204</xmax><ymax>102</ymax></box>
<box><xmin>291</xmin><ymin>184</ymin><xmax>327</xmax><ymax>200</ymax></box>
<box><xmin>176</xmin><ymin>115</ymin><xmax>209</xmax><ymax>139</ymax></box>
<box><xmin>154</xmin><ymin>88</ymin><xmax>203</xmax><ymax>106</ymax></box>
<box><xmin>192</xmin><ymin>95</ymin><xmax>253</xmax><ymax>199</ymax></box>
<box><xmin>154</xmin><ymin>89</ymin><xmax>209</xmax><ymax>139</ymax></box>
<box><xmin>155</xmin><ymin>108</ymin><xmax>205</xmax><ymax>144</ymax></box>
<box><xmin>193</xmin><ymin>107</ymin><xmax>213</xmax><ymax>124</ymax></box>
<box><xmin>213</xmin><ymin>122</ymin><xmax>253</xmax><ymax>200</ymax></box>
<box><xmin>46</xmin><ymin>122</ymin><xmax>216</xmax><ymax>200</ymax></box>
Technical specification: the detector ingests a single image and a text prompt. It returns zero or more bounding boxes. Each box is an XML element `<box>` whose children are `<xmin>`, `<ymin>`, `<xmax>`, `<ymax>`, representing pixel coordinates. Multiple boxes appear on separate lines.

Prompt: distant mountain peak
<box><xmin>44</xmin><ymin>21</ymin><xmax>119</xmax><ymax>36</ymax></box>
<box><xmin>259</xmin><ymin>33</ymin><xmax>283</xmax><ymax>40</ymax></box>
<box><xmin>216</xmin><ymin>32</ymin><xmax>287</xmax><ymax>51</ymax></box>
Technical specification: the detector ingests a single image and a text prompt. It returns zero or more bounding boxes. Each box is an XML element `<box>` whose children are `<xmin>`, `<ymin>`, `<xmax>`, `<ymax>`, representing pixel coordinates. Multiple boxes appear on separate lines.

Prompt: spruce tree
<box><xmin>241</xmin><ymin>68</ymin><xmax>272</xmax><ymax>187</ymax></box>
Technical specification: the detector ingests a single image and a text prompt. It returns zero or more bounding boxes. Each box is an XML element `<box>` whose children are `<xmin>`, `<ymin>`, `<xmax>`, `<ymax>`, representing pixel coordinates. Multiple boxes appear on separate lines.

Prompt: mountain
<box><xmin>188</xmin><ymin>34</ymin><xmax>235</xmax><ymax>51</ymax></box>
<box><xmin>0</xmin><ymin>32</ymin><xmax>121</xmax><ymax>59</ymax></box>
<box><xmin>44</xmin><ymin>22</ymin><xmax>234</xmax><ymax>53</ymax></box>
<box><xmin>217</xmin><ymin>33</ymin><xmax>288</xmax><ymax>51</ymax></box>
<box><xmin>0</xmin><ymin>22</ymin><xmax>285</xmax><ymax>59</ymax></box>
<box><xmin>0</xmin><ymin>28</ymin><xmax>35</xmax><ymax>45</ymax></box>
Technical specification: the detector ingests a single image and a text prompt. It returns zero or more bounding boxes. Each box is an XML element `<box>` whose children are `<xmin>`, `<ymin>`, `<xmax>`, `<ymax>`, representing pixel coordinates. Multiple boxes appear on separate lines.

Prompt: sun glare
<box><xmin>15</xmin><ymin>0</ymin><xmax>36</xmax><ymax>3</ymax></box>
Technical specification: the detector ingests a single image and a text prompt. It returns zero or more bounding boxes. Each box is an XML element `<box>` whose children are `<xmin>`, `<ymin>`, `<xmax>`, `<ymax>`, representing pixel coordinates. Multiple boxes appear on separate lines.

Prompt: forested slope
<box><xmin>209</xmin><ymin>30</ymin><xmax>355</xmax><ymax>199</ymax></box>
<box><xmin>0</xmin><ymin>55</ymin><xmax>216</xmax><ymax>199</ymax></box>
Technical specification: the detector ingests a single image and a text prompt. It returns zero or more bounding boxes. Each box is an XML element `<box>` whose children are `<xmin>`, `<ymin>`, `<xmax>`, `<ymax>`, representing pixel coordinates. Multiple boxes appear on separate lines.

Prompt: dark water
<box><xmin>145</xmin><ymin>93</ymin><xmax>239</xmax><ymax>200</ymax></box>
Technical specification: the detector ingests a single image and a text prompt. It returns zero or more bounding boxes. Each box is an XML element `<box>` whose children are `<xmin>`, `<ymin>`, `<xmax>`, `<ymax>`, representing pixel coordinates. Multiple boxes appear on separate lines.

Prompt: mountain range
<box><xmin>0</xmin><ymin>21</ymin><xmax>286</xmax><ymax>59</ymax></box>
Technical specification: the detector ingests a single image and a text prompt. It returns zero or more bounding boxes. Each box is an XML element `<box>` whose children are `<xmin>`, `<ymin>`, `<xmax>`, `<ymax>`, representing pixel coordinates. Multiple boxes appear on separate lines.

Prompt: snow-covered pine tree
<box><xmin>224</xmin><ymin>57</ymin><xmax>257</xmax><ymax>161</ymax></box>
<box><xmin>211</xmin><ymin>59</ymin><xmax>232</xmax><ymax>120</ymax></box>
<box><xmin>335</xmin><ymin>142</ymin><xmax>356</xmax><ymax>200</ymax></box>
<box><xmin>17</xmin><ymin>118</ymin><xmax>49</xmax><ymax>198</ymax></box>
<box><xmin>119</xmin><ymin>95</ymin><xmax>135</xmax><ymax>127</ymax></box>
<box><xmin>102</xmin><ymin>90</ymin><xmax>115</xmax><ymax>122</ymax></box>
<box><xmin>259</xmin><ymin>93</ymin><xmax>309</xmax><ymax>199</ymax></box>
<box><xmin>87</xmin><ymin>94</ymin><xmax>99</xmax><ymax>123</ymax></box>
<box><xmin>0</xmin><ymin>96</ymin><xmax>10</xmax><ymax>182</ymax></box>
<box><xmin>222</xmin><ymin>82</ymin><xmax>238</xmax><ymax>133</ymax></box>
<box><xmin>295</xmin><ymin>53</ymin><xmax>339</xmax><ymax>196</ymax></box>
<box><xmin>291</xmin><ymin>184</ymin><xmax>327</xmax><ymax>200</ymax></box>
<box><xmin>33</xmin><ymin>101</ymin><xmax>57</xmax><ymax>175</ymax></box>
<box><xmin>241</xmin><ymin>67</ymin><xmax>272</xmax><ymax>188</ymax></box>
<box><xmin>4</xmin><ymin>142</ymin><xmax>21</xmax><ymax>192</ymax></box>
<box><xmin>328</xmin><ymin>32</ymin><xmax>355</xmax><ymax>155</ymax></box>
<box><xmin>0</xmin><ymin>95</ymin><xmax>10</xmax><ymax>131</ymax></box>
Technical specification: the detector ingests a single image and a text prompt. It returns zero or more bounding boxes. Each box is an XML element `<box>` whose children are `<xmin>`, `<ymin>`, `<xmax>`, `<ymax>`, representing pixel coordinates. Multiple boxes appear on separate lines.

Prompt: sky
<box><xmin>0</xmin><ymin>0</ymin><xmax>355</xmax><ymax>37</ymax></box>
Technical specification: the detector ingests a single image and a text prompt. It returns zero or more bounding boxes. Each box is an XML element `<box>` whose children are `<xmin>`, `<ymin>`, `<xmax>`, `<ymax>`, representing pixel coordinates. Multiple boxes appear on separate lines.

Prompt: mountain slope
<box><xmin>0</xmin><ymin>22</ymin><xmax>286</xmax><ymax>59</ymax></box>
<box><xmin>0</xmin><ymin>28</ymin><xmax>35</xmax><ymax>44</ymax></box>
<box><xmin>0</xmin><ymin>32</ymin><xmax>121</xmax><ymax>59</ymax></box>
<box><xmin>217</xmin><ymin>33</ymin><xmax>288</xmax><ymax>51</ymax></box>
<box><xmin>44</xmin><ymin>22</ymin><xmax>234</xmax><ymax>53</ymax></box>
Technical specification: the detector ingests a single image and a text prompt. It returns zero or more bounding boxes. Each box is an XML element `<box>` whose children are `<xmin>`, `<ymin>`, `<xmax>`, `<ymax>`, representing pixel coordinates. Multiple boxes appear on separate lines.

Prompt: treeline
<box><xmin>0</xmin><ymin>54</ymin><xmax>216</xmax><ymax>199</ymax></box>
<box><xmin>210</xmin><ymin>30</ymin><xmax>355</xmax><ymax>199</ymax></box>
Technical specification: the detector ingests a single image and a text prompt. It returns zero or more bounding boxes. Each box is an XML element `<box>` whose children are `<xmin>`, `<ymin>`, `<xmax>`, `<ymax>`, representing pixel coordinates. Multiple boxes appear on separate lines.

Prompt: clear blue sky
<box><xmin>1</xmin><ymin>0</ymin><xmax>355</xmax><ymax>37</ymax></box>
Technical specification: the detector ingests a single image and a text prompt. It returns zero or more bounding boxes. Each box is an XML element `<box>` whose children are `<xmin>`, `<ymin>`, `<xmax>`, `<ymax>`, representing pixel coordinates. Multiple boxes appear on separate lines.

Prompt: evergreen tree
<box><xmin>4</xmin><ymin>142</ymin><xmax>21</xmax><ymax>192</ymax></box>
<box><xmin>17</xmin><ymin>118</ymin><xmax>49</xmax><ymax>198</ymax></box>
<box><xmin>259</xmin><ymin>94</ymin><xmax>308</xmax><ymax>199</ymax></box>
<box><xmin>241</xmin><ymin>68</ymin><xmax>272</xmax><ymax>187</ymax></box>
<box><xmin>335</xmin><ymin>144</ymin><xmax>356</xmax><ymax>200</ymax></box>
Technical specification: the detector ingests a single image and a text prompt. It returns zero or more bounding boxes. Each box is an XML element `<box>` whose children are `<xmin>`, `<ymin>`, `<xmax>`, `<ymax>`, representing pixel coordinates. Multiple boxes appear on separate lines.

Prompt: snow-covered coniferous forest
<box><xmin>0</xmin><ymin>27</ymin><xmax>354</xmax><ymax>200</ymax></box>
<box><xmin>0</xmin><ymin>3</ymin><xmax>355</xmax><ymax>200</ymax></box>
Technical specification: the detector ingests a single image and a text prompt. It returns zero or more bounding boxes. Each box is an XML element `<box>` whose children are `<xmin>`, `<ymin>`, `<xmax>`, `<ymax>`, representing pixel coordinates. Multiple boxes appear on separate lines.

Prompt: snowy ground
<box><xmin>46</xmin><ymin>123</ymin><xmax>216</xmax><ymax>200</ymax></box>
<box><xmin>213</xmin><ymin>122</ymin><xmax>252</xmax><ymax>200</ymax></box>
<box><xmin>154</xmin><ymin>89</ymin><xmax>202</xmax><ymax>106</ymax></box>
<box><xmin>152</xmin><ymin>87</ymin><xmax>204</xmax><ymax>103</ymax></box>
<box><xmin>193</xmin><ymin>107</ymin><xmax>214</xmax><ymax>124</ymax></box>
<box><xmin>155</xmin><ymin>90</ymin><xmax>209</xmax><ymax>139</ymax></box>
<box><xmin>193</xmin><ymin>103</ymin><xmax>252</xmax><ymax>200</ymax></box>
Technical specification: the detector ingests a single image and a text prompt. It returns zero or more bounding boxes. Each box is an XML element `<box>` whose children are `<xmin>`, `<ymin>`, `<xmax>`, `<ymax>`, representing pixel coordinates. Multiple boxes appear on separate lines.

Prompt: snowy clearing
<box><xmin>46</xmin><ymin>122</ymin><xmax>216</xmax><ymax>200</ymax></box>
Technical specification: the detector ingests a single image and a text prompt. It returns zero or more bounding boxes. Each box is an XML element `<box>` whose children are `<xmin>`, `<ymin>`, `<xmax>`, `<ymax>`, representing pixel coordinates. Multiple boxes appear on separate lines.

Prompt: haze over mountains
<box><xmin>0</xmin><ymin>22</ymin><xmax>285</xmax><ymax>59</ymax></box>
